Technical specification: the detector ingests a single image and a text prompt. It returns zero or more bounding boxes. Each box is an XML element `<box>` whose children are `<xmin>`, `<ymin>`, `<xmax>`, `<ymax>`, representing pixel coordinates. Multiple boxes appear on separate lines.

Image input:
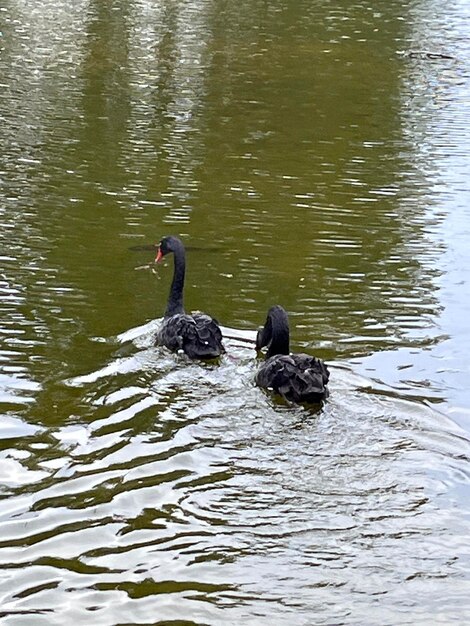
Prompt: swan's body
<box><xmin>255</xmin><ymin>305</ymin><xmax>329</xmax><ymax>403</ymax></box>
<box><xmin>155</xmin><ymin>236</ymin><xmax>224</xmax><ymax>359</ymax></box>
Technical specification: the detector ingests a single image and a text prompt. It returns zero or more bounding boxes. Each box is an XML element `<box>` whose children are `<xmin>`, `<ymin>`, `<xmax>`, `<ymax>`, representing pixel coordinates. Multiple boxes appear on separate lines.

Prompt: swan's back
<box><xmin>256</xmin><ymin>352</ymin><xmax>329</xmax><ymax>403</ymax></box>
<box><xmin>157</xmin><ymin>312</ymin><xmax>224</xmax><ymax>359</ymax></box>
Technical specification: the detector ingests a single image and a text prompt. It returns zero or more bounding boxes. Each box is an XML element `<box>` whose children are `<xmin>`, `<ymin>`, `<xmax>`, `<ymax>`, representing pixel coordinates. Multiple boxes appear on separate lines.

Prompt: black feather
<box><xmin>157</xmin><ymin>313</ymin><xmax>224</xmax><ymax>359</ymax></box>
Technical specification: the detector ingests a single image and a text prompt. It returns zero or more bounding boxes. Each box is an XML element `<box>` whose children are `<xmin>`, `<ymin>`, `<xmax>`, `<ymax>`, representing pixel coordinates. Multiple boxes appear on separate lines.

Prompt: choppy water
<box><xmin>1</xmin><ymin>0</ymin><xmax>470</xmax><ymax>623</ymax></box>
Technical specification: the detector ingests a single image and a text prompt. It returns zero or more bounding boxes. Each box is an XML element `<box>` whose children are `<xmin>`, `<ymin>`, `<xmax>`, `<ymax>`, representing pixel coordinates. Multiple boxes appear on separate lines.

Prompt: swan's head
<box><xmin>255</xmin><ymin>324</ymin><xmax>271</xmax><ymax>351</ymax></box>
<box><xmin>155</xmin><ymin>235</ymin><xmax>183</xmax><ymax>263</ymax></box>
<box><xmin>256</xmin><ymin>305</ymin><xmax>290</xmax><ymax>357</ymax></box>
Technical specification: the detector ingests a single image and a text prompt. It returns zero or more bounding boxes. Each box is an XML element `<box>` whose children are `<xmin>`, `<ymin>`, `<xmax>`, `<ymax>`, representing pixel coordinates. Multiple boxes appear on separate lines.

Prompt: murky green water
<box><xmin>1</xmin><ymin>0</ymin><xmax>470</xmax><ymax>623</ymax></box>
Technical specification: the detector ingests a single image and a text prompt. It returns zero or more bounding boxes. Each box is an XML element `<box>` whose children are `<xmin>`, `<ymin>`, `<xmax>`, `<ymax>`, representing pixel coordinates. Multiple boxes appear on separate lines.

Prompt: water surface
<box><xmin>1</xmin><ymin>0</ymin><xmax>470</xmax><ymax>623</ymax></box>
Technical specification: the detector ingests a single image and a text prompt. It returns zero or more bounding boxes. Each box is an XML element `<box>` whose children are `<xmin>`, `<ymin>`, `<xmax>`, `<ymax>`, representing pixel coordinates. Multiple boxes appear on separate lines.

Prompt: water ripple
<box><xmin>0</xmin><ymin>327</ymin><xmax>469</xmax><ymax>621</ymax></box>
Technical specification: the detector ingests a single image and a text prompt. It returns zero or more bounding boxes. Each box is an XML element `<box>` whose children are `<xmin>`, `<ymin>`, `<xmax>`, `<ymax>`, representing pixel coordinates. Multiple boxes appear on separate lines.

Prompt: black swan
<box><xmin>255</xmin><ymin>305</ymin><xmax>329</xmax><ymax>403</ymax></box>
<box><xmin>154</xmin><ymin>235</ymin><xmax>224</xmax><ymax>359</ymax></box>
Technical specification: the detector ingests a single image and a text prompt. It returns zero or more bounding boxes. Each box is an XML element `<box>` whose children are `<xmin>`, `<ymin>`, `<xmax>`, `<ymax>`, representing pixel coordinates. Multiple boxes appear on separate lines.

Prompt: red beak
<box><xmin>155</xmin><ymin>247</ymin><xmax>163</xmax><ymax>263</ymax></box>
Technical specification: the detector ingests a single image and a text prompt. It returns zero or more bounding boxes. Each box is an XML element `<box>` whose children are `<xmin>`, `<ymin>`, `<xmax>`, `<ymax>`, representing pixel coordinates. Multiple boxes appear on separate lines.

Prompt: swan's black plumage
<box><xmin>155</xmin><ymin>236</ymin><xmax>224</xmax><ymax>359</ymax></box>
<box><xmin>255</xmin><ymin>305</ymin><xmax>329</xmax><ymax>403</ymax></box>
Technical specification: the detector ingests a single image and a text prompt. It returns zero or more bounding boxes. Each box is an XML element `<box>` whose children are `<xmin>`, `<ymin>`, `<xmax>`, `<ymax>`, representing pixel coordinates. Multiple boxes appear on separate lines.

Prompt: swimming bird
<box><xmin>154</xmin><ymin>235</ymin><xmax>224</xmax><ymax>359</ymax></box>
<box><xmin>255</xmin><ymin>305</ymin><xmax>329</xmax><ymax>403</ymax></box>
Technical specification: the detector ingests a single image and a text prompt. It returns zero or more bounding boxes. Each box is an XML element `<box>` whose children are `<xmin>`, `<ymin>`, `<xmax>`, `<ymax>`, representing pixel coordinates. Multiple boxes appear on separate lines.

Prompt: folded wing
<box><xmin>256</xmin><ymin>353</ymin><xmax>329</xmax><ymax>403</ymax></box>
<box><xmin>157</xmin><ymin>313</ymin><xmax>224</xmax><ymax>359</ymax></box>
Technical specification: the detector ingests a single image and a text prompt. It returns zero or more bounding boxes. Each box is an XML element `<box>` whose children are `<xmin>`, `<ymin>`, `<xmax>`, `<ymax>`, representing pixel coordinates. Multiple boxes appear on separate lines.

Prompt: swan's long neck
<box><xmin>267</xmin><ymin>307</ymin><xmax>290</xmax><ymax>358</ymax></box>
<box><xmin>165</xmin><ymin>243</ymin><xmax>185</xmax><ymax>317</ymax></box>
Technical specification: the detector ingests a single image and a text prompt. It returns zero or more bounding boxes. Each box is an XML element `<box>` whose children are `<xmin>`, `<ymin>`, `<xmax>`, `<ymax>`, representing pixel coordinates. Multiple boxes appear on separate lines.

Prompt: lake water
<box><xmin>1</xmin><ymin>0</ymin><xmax>470</xmax><ymax>624</ymax></box>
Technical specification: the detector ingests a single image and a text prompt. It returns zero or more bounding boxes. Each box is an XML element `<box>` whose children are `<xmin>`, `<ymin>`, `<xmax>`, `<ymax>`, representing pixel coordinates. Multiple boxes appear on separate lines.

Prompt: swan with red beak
<box><xmin>154</xmin><ymin>236</ymin><xmax>224</xmax><ymax>359</ymax></box>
